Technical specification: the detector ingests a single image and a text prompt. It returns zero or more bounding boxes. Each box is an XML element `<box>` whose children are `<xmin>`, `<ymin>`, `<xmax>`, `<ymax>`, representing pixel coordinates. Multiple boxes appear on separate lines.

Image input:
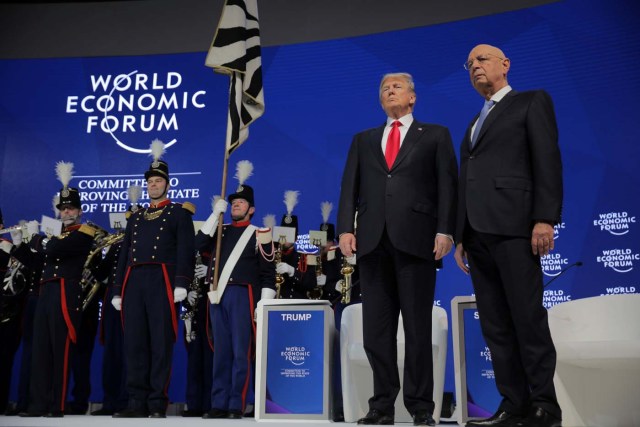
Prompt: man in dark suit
<box><xmin>338</xmin><ymin>72</ymin><xmax>458</xmax><ymax>426</ymax></box>
<box><xmin>454</xmin><ymin>44</ymin><xmax>563</xmax><ymax>427</ymax></box>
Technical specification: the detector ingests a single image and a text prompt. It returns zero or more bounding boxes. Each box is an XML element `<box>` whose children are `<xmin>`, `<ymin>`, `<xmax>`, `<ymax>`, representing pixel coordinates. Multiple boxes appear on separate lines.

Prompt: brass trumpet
<box><xmin>274</xmin><ymin>235</ymin><xmax>287</xmax><ymax>299</ymax></box>
<box><xmin>339</xmin><ymin>256</ymin><xmax>355</xmax><ymax>304</ymax></box>
<box><xmin>80</xmin><ymin>229</ymin><xmax>125</xmax><ymax>311</ymax></box>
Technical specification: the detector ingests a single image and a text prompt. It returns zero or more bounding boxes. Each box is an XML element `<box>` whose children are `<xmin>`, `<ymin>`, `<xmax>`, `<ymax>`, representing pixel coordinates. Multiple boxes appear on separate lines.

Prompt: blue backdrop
<box><xmin>1</xmin><ymin>0</ymin><xmax>638</xmax><ymax>408</ymax></box>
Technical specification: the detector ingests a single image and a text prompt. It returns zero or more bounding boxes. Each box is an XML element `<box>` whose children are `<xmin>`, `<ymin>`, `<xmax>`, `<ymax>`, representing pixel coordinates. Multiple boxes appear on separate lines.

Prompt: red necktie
<box><xmin>385</xmin><ymin>120</ymin><xmax>401</xmax><ymax>169</ymax></box>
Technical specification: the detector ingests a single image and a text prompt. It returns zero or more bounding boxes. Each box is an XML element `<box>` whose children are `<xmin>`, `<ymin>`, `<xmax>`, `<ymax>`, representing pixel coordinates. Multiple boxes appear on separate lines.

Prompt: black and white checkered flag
<box><xmin>206</xmin><ymin>0</ymin><xmax>264</xmax><ymax>155</ymax></box>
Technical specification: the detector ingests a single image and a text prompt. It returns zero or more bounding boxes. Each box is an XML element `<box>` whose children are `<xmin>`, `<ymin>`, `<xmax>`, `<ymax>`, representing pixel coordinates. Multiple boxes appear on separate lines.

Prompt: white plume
<box><xmin>262</xmin><ymin>214</ymin><xmax>276</xmax><ymax>229</ymax></box>
<box><xmin>55</xmin><ymin>161</ymin><xmax>74</xmax><ymax>188</ymax></box>
<box><xmin>52</xmin><ymin>193</ymin><xmax>60</xmax><ymax>218</ymax></box>
<box><xmin>149</xmin><ymin>139</ymin><xmax>166</xmax><ymax>161</ymax></box>
<box><xmin>211</xmin><ymin>195</ymin><xmax>221</xmax><ymax>212</ymax></box>
<box><xmin>283</xmin><ymin>190</ymin><xmax>300</xmax><ymax>215</ymax></box>
<box><xmin>234</xmin><ymin>160</ymin><xmax>254</xmax><ymax>185</ymax></box>
<box><xmin>320</xmin><ymin>201</ymin><xmax>333</xmax><ymax>223</ymax></box>
<box><xmin>128</xmin><ymin>185</ymin><xmax>142</xmax><ymax>204</ymax></box>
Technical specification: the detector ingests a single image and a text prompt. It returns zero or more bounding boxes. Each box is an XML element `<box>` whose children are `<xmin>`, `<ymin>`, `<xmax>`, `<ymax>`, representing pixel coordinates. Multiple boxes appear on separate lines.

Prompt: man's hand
<box><xmin>174</xmin><ymin>287</ymin><xmax>187</xmax><ymax>303</ymax></box>
<box><xmin>111</xmin><ymin>296</ymin><xmax>122</xmax><ymax>311</ymax></box>
<box><xmin>433</xmin><ymin>234</ymin><xmax>453</xmax><ymax>260</ymax></box>
<box><xmin>276</xmin><ymin>262</ymin><xmax>295</xmax><ymax>277</ymax></box>
<box><xmin>531</xmin><ymin>222</ymin><xmax>555</xmax><ymax>256</ymax></box>
<box><xmin>316</xmin><ymin>274</ymin><xmax>327</xmax><ymax>286</ymax></box>
<box><xmin>454</xmin><ymin>243</ymin><xmax>470</xmax><ymax>274</ymax></box>
<box><xmin>187</xmin><ymin>290</ymin><xmax>198</xmax><ymax>305</ymax></box>
<box><xmin>213</xmin><ymin>199</ymin><xmax>228</xmax><ymax>218</ymax></box>
<box><xmin>194</xmin><ymin>264</ymin><xmax>207</xmax><ymax>279</ymax></box>
<box><xmin>339</xmin><ymin>233</ymin><xmax>357</xmax><ymax>257</ymax></box>
<box><xmin>10</xmin><ymin>229</ymin><xmax>23</xmax><ymax>246</ymax></box>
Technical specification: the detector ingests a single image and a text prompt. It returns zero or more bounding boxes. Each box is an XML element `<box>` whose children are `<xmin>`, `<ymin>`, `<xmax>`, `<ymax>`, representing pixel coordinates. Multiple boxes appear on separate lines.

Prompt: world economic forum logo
<box><xmin>280</xmin><ymin>346</ymin><xmax>311</xmax><ymax>366</ymax></box>
<box><xmin>597</xmin><ymin>248</ymin><xmax>639</xmax><ymax>273</ymax></box>
<box><xmin>65</xmin><ymin>70</ymin><xmax>207</xmax><ymax>153</ymax></box>
<box><xmin>541</xmin><ymin>252</ymin><xmax>569</xmax><ymax>277</ymax></box>
<box><xmin>593</xmin><ymin>211</ymin><xmax>636</xmax><ymax>236</ymax></box>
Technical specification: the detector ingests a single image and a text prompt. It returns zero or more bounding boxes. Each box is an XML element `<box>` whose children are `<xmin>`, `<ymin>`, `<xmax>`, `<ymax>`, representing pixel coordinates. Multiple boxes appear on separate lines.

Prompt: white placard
<box><xmin>272</xmin><ymin>225</ymin><xmax>296</xmax><ymax>244</ymax></box>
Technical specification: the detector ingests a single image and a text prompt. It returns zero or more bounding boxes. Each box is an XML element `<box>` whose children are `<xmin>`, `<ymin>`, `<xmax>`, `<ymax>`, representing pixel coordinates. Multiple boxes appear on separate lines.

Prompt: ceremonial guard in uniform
<box><xmin>19</xmin><ymin>162</ymin><xmax>97</xmax><ymax>417</ymax></box>
<box><xmin>274</xmin><ymin>191</ymin><xmax>316</xmax><ymax>299</ymax></box>
<box><xmin>197</xmin><ymin>162</ymin><xmax>276</xmax><ymax>419</ymax></box>
<box><xmin>6</xmin><ymin>215</ymin><xmax>49</xmax><ymax>415</ymax></box>
<box><xmin>112</xmin><ymin>140</ymin><xmax>196</xmax><ymax>418</ymax></box>
<box><xmin>0</xmin><ymin>209</ymin><xmax>19</xmax><ymax>414</ymax></box>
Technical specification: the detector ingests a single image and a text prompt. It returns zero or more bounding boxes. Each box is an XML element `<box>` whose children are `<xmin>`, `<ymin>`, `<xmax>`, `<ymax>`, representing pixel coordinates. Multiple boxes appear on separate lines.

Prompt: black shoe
<box><xmin>466</xmin><ymin>410</ymin><xmax>522</xmax><ymax>426</ymax></box>
<box><xmin>149</xmin><ymin>411</ymin><xmax>166</xmax><ymax>418</ymax></box>
<box><xmin>521</xmin><ymin>407</ymin><xmax>561</xmax><ymax>427</ymax></box>
<box><xmin>5</xmin><ymin>408</ymin><xmax>22</xmax><ymax>416</ymax></box>
<box><xmin>113</xmin><ymin>408</ymin><xmax>149</xmax><ymax>418</ymax></box>
<box><xmin>91</xmin><ymin>408</ymin><xmax>115</xmax><ymax>416</ymax></box>
<box><xmin>357</xmin><ymin>409</ymin><xmax>394</xmax><ymax>425</ymax></box>
<box><xmin>65</xmin><ymin>405</ymin><xmax>87</xmax><ymax>415</ymax></box>
<box><xmin>182</xmin><ymin>409</ymin><xmax>204</xmax><ymax>417</ymax></box>
<box><xmin>19</xmin><ymin>411</ymin><xmax>46</xmax><ymax>417</ymax></box>
<box><xmin>413</xmin><ymin>409</ymin><xmax>435</xmax><ymax>426</ymax></box>
<box><xmin>333</xmin><ymin>408</ymin><xmax>345</xmax><ymax>422</ymax></box>
<box><xmin>228</xmin><ymin>409</ymin><xmax>242</xmax><ymax>419</ymax></box>
<box><xmin>203</xmin><ymin>408</ymin><xmax>229</xmax><ymax>419</ymax></box>
<box><xmin>46</xmin><ymin>411</ymin><xmax>64</xmax><ymax>418</ymax></box>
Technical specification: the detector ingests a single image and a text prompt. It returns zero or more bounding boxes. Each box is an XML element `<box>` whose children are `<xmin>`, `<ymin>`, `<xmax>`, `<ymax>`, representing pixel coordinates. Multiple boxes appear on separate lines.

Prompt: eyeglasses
<box><xmin>463</xmin><ymin>54</ymin><xmax>505</xmax><ymax>71</ymax></box>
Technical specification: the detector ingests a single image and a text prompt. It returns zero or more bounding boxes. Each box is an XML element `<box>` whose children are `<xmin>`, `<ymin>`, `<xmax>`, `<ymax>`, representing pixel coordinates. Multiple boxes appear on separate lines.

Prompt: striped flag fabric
<box><xmin>206</xmin><ymin>0</ymin><xmax>264</xmax><ymax>155</ymax></box>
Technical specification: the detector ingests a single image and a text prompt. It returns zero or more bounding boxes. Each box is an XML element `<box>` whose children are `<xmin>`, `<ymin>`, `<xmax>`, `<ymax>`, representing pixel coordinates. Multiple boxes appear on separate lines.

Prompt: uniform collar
<box><xmin>150</xmin><ymin>199</ymin><xmax>171</xmax><ymax>209</ymax></box>
<box><xmin>64</xmin><ymin>224</ymin><xmax>82</xmax><ymax>232</ymax></box>
<box><xmin>231</xmin><ymin>220</ymin><xmax>251</xmax><ymax>228</ymax></box>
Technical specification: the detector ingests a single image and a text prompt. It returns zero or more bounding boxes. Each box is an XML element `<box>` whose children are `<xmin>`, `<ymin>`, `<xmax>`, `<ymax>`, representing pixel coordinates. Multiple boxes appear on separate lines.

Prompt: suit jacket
<box><xmin>456</xmin><ymin>90</ymin><xmax>563</xmax><ymax>242</ymax></box>
<box><xmin>338</xmin><ymin>119</ymin><xmax>458</xmax><ymax>260</ymax></box>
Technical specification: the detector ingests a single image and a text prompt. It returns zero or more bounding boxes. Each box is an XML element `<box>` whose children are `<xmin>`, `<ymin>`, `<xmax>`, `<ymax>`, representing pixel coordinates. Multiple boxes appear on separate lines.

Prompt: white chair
<box><xmin>548</xmin><ymin>294</ymin><xmax>640</xmax><ymax>427</ymax></box>
<box><xmin>340</xmin><ymin>303</ymin><xmax>448</xmax><ymax>423</ymax></box>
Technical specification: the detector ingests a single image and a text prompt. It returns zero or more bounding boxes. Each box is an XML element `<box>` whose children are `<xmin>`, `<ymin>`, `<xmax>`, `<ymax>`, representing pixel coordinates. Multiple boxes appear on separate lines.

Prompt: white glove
<box><xmin>10</xmin><ymin>229</ymin><xmax>23</xmax><ymax>246</ymax></box>
<box><xmin>261</xmin><ymin>287</ymin><xmax>276</xmax><ymax>300</ymax></box>
<box><xmin>316</xmin><ymin>274</ymin><xmax>327</xmax><ymax>286</ymax></box>
<box><xmin>213</xmin><ymin>199</ymin><xmax>228</xmax><ymax>218</ymax></box>
<box><xmin>0</xmin><ymin>240</ymin><xmax>12</xmax><ymax>255</ymax></box>
<box><xmin>194</xmin><ymin>264</ymin><xmax>207</xmax><ymax>279</ymax></box>
<box><xmin>26</xmin><ymin>220</ymin><xmax>39</xmax><ymax>237</ymax></box>
<box><xmin>174</xmin><ymin>287</ymin><xmax>187</xmax><ymax>303</ymax></box>
<box><xmin>276</xmin><ymin>262</ymin><xmax>295</xmax><ymax>277</ymax></box>
<box><xmin>111</xmin><ymin>296</ymin><xmax>122</xmax><ymax>311</ymax></box>
<box><xmin>187</xmin><ymin>290</ymin><xmax>198</xmax><ymax>305</ymax></box>
<box><xmin>200</xmin><ymin>199</ymin><xmax>228</xmax><ymax>237</ymax></box>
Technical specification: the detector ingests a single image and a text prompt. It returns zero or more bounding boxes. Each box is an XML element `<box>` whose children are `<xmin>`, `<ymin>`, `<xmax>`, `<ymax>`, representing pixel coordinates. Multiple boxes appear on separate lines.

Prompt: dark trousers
<box><xmin>16</xmin><ymin>292</ymin><xmax>38</xmax><ymax>412</ymax></box>
<box><xmin>464</xmin><ymin>227</ymin><xmax>560</xmax><ymax>418</ymax></box>
<box><xmin>100</xmin><ymin>292</ymin><xmax>128</xmax><ymax>412</ymax></box>
<box><xmin>184</xmin><ymin>297</ymin><xmax>213</xmax><ymax>412</ymax></box>
<box><xmin>29</xmin><ymin>283</ymin><xmax>75</xmax><ymax>413</ymax></box>
<box><xmin>67</xmin><ymin>297</ymin><xmax>99</xmax><ymax>412</ymax></box>
<box><xmin>358</xmin><ymin>229</ymin><xmax>436</xmax><ymax>415</ymax></box>
<box><xmin>122</xmin><ymin>267</ymin><xmax>175</xmax><ymax>413</ymax></box>
<box><xmin>209</xmin><ymin>285</ymin><xmax>254</xmax><ymax>412</ymax></box>
<box><xmin>0</xmin><ymin>296</ymin><xmax>24</xmax><ymax>413</ymax></box>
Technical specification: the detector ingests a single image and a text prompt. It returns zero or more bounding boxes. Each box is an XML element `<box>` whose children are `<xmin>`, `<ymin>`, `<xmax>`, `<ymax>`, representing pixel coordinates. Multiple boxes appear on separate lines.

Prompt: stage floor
<box><xmin>0</xmin><ymin>414</ymin><xmax>455</xmax><ymax>426</ymax></box>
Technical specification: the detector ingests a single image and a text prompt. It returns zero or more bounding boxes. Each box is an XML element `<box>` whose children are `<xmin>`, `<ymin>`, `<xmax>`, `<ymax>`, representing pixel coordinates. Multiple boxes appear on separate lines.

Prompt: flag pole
<box><xmin>210</xmin><ymin>149</ymin><xmax>230</xmax><ymax>294</ymax></box>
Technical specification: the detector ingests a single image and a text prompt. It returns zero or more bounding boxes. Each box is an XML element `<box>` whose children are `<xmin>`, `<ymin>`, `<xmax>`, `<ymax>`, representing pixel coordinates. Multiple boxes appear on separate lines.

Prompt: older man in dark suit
<box><xmin>454</xmin><ymin>44</ymin><xmax>563</xmax><ymax>427</ymax></box>
<box><xmin>338</xmin><ymin>72</ymin><xmax>458</xmax><ymax>426</ymax></box>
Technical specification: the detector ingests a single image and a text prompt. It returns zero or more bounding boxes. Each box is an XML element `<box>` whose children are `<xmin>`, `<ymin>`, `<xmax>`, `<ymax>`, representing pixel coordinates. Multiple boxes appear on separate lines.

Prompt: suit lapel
<box><xmin>391</xmin><ymin>121</ymin><xmax>425</xmax><ymax>170</ymax></box>
<box><xmin>472</xmin><ymin>90</ymin><xmax>518</xmax><ymax>150</ymax></box>
<box><xmin>367</xmin><ymin>125</ymin><xmax>387</xmax><ymax>171</ymax></box>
